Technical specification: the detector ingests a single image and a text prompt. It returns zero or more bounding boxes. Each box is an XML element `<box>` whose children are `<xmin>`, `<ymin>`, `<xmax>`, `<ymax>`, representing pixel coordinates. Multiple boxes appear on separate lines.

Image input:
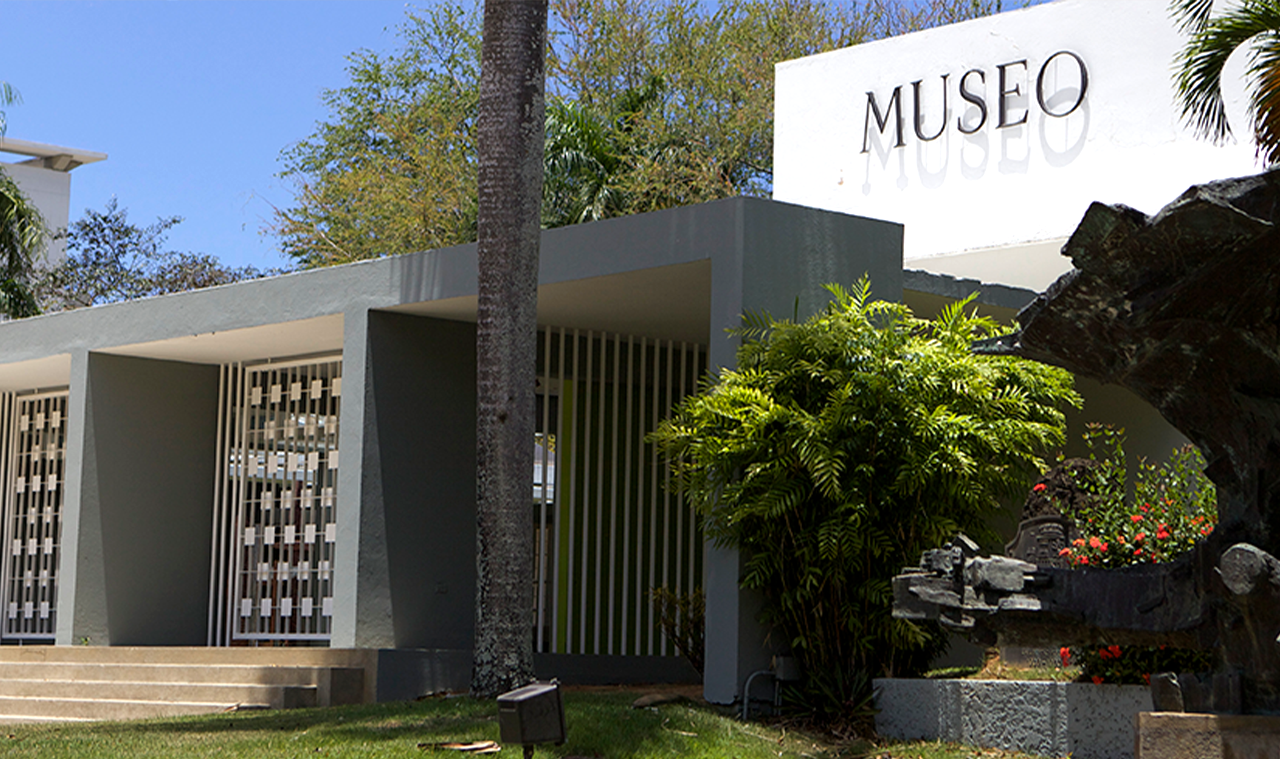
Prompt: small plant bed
<box><xmin>926</xmin><ymin>655</ymin><xmax>1079</xmax><ymax>683</ymax></box>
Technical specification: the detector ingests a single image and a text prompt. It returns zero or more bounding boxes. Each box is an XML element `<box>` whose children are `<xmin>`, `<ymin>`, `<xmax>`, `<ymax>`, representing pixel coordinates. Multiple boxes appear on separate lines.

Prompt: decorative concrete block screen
<box><xmin>535</xmin><ymin>329</ymin><xmax>706</xmax><ymax>657</ymax></box>
<box><xmin>208</xmin><ymin>357</ymin><xmax>341</xmax><ymax>645</ymax></box>
<box><xmin>0</xmin><ymin>390</ymin><xmax>68</xmax><ymax>641</ymax></box>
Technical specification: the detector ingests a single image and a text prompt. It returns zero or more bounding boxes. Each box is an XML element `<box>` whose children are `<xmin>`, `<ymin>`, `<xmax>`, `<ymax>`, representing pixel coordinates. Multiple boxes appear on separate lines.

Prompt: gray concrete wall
<box><xmin>332</xmin><ymin>312</ymin><xmax>477</xmax><ymax>649</ymax></box>
<box><xmin>875</xmin><ymin>677</ymin><xmax>1153</xmax><ymax>759</ymax></box>
<box><xmin>702</xmin><ymin>200</ymin><xmax>904</xmax><ymax>704</ymax></box>
<box><xmin>59</xmin><ymin>353</ymin><xmax>218</xmax><ymax>645</ymax></box>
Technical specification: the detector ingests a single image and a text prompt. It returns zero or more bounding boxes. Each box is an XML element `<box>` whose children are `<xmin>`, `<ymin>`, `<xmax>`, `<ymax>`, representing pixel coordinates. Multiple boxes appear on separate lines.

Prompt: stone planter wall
<box><xmin>874</xmin><ymin>678</ymin><xmax>1153</xmax><ymax>759</ymax></box>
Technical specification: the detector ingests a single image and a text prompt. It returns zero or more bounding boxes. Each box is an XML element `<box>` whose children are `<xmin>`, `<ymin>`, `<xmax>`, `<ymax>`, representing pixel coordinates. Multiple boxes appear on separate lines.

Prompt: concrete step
<box><xmin>0</xmin><ymin>661</ymin><xmax>324</xmax><ymax>686</ymax></box>
<box><xmin>0</xmin><ymin>678</ymin><xmax>317</xmax><ymax>709</ymax></box>
<box><xmin>0</xmin><ymin>646</ymin><xmax>373</xmax><ymax>668</ymax></box>
<box><xmin>0</xmin><ymin>713</ymin><xmax>97</xmax><ymax>724</ymax></box>
<box><xmin>0</xmin><ymin>695</ymin><xmax>246</xmax><ymax>721</ymax></box>
<box><xmin>0</xmin><ymin>647</ymin><xmax>370</xmax><ymax>721</ymax></box>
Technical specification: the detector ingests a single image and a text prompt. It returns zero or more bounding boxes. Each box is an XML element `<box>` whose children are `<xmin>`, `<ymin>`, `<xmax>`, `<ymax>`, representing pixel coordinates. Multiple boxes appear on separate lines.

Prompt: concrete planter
<box><xmin>874</xmin><ymin>678</ymin><xmax>1153</xmax><ymax>759</ymax></box>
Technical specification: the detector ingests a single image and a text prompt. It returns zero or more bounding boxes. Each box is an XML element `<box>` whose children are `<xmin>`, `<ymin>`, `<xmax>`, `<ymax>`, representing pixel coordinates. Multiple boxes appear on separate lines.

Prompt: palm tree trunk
<box><xmin>471</xmin><ymin>0</ymin><xmax>548</xmax><ymax>699</ymax></box>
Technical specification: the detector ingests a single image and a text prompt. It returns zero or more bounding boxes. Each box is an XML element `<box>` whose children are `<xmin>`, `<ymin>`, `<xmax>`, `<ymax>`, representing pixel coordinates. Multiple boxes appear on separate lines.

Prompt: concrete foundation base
<box><xmin>1135</xmin><ymin>712</ymin><xmax>1280</xmax><ymax>759</ymax></box>
<box><xmin>875</xmin><ymin>678</ymin><xmax>1152</xmax><ymax>759</ymax></box>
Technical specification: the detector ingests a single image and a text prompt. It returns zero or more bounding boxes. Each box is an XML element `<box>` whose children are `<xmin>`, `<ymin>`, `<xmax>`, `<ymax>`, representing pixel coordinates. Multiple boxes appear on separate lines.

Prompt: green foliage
<box><xmin>1172</xmin><ymin>0</ymin><xmax>1280</xmax><ymax>165</ymax></box>
<box><xmin>274</xmin><ymin>4</ymin><xmax>483</xmax><ymax>267</ymax></box>
<box><xmin>34</xmin><ymin>198</ymin><xmax>274</xmax><ymax>311</ymax></box>
<box><xmin>0</xmin><ymin>79</ymin><xmax>19</xmax><ymax>136</ymax></box>
<box><xmin>650</xmin><ymin>279</ymin><xmax>1080</xmax><ymax>720</ymax></box>
<box><xmin>1058</xmin><ymin>425</ymin><xmax>1218</xmax><ymax>569</ymax></box>
<box><xmin>649</xmin><ymin>585</ymin><xmax>705</xmax><ymax>675</ymax></box>
<box><xmin>0</xmin><ymin>168</ymin><xmax>44</xmax><ymax>318</ymax></box>
<box><xmin>1067</xmin><ymin>643</ymin><xmax>1213</xmax><ymax>686</ymax></box>
<box><xmin>275</xmin><ymin>0</ymin><xmax>1012</xmax><ymax>267</ymax></box>
<box><xmin>1052</xmin><ymin>426</ymin><xmax>1219</xmax><ymax>684</ymax></box>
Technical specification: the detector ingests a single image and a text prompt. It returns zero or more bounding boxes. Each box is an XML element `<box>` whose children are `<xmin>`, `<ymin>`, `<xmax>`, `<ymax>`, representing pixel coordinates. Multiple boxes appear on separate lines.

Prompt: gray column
<box><xmin>57</xmin><ymin>349</ymin><xmax>99</xmax><ymax>645</ymax></box>
<box><xmin>331</xmin><ymin>310</ymin><xmax>478</xmax><ymax>650</ymax></box>
<box><xmin>702</xmin><ymin>199</ymin><xmax>904</xmax><ymax>704</ymax></box>
<box><xmin>331</xmin><ymin>307</ymin><xmax>386</xmax><ymax>647</ymax></box>
<box><xmin>58</xmin><ymin>352</ymin><xmax>218</xmax><ymax>645</ymax></box>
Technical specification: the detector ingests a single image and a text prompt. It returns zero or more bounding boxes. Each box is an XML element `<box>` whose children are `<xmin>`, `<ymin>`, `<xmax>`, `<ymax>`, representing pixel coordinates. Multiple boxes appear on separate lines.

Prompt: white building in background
<box><xmin>0</xmin><ymin>137</ymin><xmax>106</xmax><ymax>264</ymax></box>
<box><xmin>774</xmin><ymin>0</ymin><xmax>1261</xmax><ymax>292</ymax></box>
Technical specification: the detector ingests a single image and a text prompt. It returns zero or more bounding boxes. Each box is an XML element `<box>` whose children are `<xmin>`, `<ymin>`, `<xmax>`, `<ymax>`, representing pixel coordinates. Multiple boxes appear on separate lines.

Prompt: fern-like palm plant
<box><xmin>651</xmin><ymin>279</ymin><xmax>1080</xmax><ymax>719</ymax></box>
<box><xmin>1173</xmin><ymin>0</ymin><xmax>1280</xmax><ymax>165</ymax></box>
<box><xmin>0</xmin><ymin>170</ymin><xmax>45</xmax><ymax>318</ymax></box>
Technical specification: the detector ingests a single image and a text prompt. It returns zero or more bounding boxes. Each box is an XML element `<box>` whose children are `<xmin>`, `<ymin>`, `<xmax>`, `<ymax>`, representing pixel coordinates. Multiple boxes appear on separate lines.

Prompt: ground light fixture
<box><xmin>497</xmin><ymin>681</ymin><xmax>566</xmax><ymax>758</ymax></box>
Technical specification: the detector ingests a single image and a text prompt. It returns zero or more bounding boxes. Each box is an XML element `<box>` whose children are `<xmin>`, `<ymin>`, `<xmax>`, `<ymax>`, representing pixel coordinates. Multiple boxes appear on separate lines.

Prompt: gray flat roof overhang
<box><xmin>0</xmin><ymin>198</ymin><xmax>808</xmax><ymax>386</ymax></box>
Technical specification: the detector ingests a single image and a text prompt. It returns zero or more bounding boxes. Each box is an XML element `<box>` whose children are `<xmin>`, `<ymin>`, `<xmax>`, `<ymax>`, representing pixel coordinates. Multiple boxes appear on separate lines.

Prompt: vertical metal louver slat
<box><xmin>619</xmin><ymin>335</ymin><xmax>635</xmax><ymax>656</ymax></box>
<box><xmin>577</xmin><ymin>332</ymin><xmax>593</xmax><ymax>652</ymax></box>
<box><xmin>625</xmin><ymin>337</ymin><xmax>642</xmax><ymax>655</ymax></box>
<box><xmin>591</xmin><ymin>334</ymin><xmax>607</xmax><ymax>654</ymax></box>
<box><xmin>646</xmin><ymin>339</ymin><xmax>662</xmax><ymax>656</ymax></box>
<box><xmin>606</xmin><ymin>333</ymin><xmax>622</xmax><ymax>655</ymax></box>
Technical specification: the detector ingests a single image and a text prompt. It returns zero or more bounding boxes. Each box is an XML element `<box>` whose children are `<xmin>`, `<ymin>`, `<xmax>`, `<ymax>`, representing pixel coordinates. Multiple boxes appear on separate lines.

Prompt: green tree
<box><xmin>1</xmin><ymin>79</ymin><xmax>19</xmax><ymax>136</ymax></box>
<box><xmin>541</xmin><ymin>76</ymin><xmax>662</xmax><ymax>227</ymax></box>
<box><xmin>34</xmin><ymin>198</ymin><xmax>273</xmax><ymax>311</ymax></box>
<box><xmin>0</xmin><ymin>79</ymin><xmax>43</xmax><ymax>319</ymax></box>
<box><xmin>1173</xmin><ymin>0</ymin><xmax>1280</xmax><ymax>164</ymax></box>
<box><xmin>0</xmin><ymin>170</ymin><xmax>44</xmax><ymax>318</ymax></box>
<box><xmin>273</xmin><ymin>5</ymin><xmax>483</xmax><ymax>268</ymax></box>
<box><xmin>650</xmin><ymin>281</ymin><xmax>1079</xmax><ymax>718</ymax></box>
<box><xmin>471</xmin><ymin>0</ymin><xmax>548</xmax><ymax>699</ymax></box>
<box><xmin>274</xmin><ymin>0</ymin><xmax>1011</xmax><ymax>267</ymax></box>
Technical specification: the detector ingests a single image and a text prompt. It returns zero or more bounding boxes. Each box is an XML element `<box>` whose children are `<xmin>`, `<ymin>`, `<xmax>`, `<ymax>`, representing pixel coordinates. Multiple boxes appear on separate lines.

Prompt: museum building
<box><xmin>0</xmin><ymin>0</ymin><xmax>1263</xmax><ymax>710</ymax></box>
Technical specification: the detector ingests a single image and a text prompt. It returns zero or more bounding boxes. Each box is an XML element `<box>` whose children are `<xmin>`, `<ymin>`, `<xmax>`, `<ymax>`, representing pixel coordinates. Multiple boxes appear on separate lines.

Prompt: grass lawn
<box><xmin>0</xmin><ymin>689</ymin><xmax>1058</xmax><ymax>759</ymax></box>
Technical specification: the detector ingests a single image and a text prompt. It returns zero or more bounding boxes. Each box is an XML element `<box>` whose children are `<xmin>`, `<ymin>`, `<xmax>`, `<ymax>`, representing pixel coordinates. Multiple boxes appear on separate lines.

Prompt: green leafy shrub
<box><xmin>1056</xmin><ymin>426</ymin><xmax>1218</xmax><ymax>683</ymax></box>
<box><xmin>649</xmin><ymin>586</ymin><xmax>705</xmax><ymax>676</ymax></box>
<box><xmin>1064</xmin><ymin>644</ymin><xmax>1213</xmax><ymax>686</ymax></box>
<box><xmin>650</xmin><ymin>280</ymin><xmax>1080</xmax><ymax>719</ymax></box>
<box><xmin>1059</xmin><ymin>425</ymin><xmax>1217</xmax><ymax>568</ymax></box>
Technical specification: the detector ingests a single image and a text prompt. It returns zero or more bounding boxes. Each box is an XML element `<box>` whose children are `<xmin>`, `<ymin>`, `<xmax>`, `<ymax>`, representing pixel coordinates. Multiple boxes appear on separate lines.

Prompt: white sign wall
<box><xmin>773</xmin><ymin>0</ymin><xmax>1261</xmax><ymax>286</ymax></box>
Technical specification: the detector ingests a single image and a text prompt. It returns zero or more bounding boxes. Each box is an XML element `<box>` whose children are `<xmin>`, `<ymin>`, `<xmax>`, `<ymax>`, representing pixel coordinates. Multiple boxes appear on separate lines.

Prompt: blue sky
<box><xmin>1</xmin><ymin>1</ymin><xmax>414</xmax><ymax>270</ymax></box>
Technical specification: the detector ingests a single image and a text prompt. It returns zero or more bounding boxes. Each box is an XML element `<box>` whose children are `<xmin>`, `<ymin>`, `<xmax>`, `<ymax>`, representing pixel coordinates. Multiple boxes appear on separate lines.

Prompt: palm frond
<box><xmin>1175</xmin><ymin>0</ymin><xmax>1280</xmax><ymax>162</ymax></box>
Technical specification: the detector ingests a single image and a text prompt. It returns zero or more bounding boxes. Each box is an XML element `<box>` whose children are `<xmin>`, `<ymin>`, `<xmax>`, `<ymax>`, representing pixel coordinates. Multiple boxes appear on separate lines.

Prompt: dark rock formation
<box><xmin>895</xmin><ymin>171</ymin><xmax>1280</xmax><ymax>713</ymax></box>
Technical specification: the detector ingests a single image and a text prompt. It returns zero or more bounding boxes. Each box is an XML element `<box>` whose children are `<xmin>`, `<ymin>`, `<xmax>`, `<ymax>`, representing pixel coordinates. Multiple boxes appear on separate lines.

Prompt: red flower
<box><xmin>1140</xmin><ymin>504</ymin><xmax>1150</xmax><ymax>513</ymax></box>
<box><xmin>1100</xmin><ymin>542</ymin><xmax>1110</xmax><ymax>552</ymax></box>
<box><xmin>1073</xmin><ymin>538</ymin><xmax>1086</xmax><ymax>547</ymax></box>
<box><xmin>1108</xmin><ymin>645</ymin><xmax>1122</xmax><ymax>658</ymax></box>
<box><xmin>1098</xmin><ymin>647</ymin><xmax>1111</xmax><ymax>659</ymax></box>
<box><xmin>1143</xmin><ymin>673</ymin><xmax>1151</xmax><ymax>685</ymax></box>
<box><xmin>1092</xmin><ymin>676</ymin><xmax>1104</xmax><ymax>685</ymax></box>
<box><xmin>1201</xmin><ymin>527</ymin><xmax>1212</xmax><ymax>536</ymax></box>
<box><xmin>1033</xmin><ymin>483</ymin><xmax>1047</xmax><ymax>493</ymax></box>
<box><xmin>1135</xmin><ymin>532</ymin><xmax>1146</xmax><ymax>542</ymax></box>
<box><xmin>1131</xmin><ymin>514</ymin><xmax>1144</xmax><ymax>523</ymax></box>
<box><xmin>1077</xmin><ymin>556</ymin><xmax>1089</xmax><ymax>565</ymax></box>
<box><xmin>1133</xmin><ymin>549</ymin><xmax>1143</xmax><ymax>557</ymax></box>
<box><xmin>1059</xmin><ymin>547</ymin><xmax>1072</xmax><ymax>556</ymax></box>
<box><xmin>1060</xmin><ymin>647</ymin><xmax>1071</xmax><ymax>668</ymax></box>
<box><xmin>1089</xmin><ymin>536</ymin><xmax>1103</xmax><ymax>549</ymax></box>
<box><xmin>1156</xmin><ymin>526</ymin><xmax>1171</xmax><ymax>540</ymax></box>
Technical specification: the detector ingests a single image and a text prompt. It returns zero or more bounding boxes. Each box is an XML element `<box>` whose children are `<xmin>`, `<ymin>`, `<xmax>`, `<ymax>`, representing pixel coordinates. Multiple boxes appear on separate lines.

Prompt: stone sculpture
<box><xmin>893</xmin><ymin>171</ymin><xmax>1280</xmax><ymax>714</ymax></box>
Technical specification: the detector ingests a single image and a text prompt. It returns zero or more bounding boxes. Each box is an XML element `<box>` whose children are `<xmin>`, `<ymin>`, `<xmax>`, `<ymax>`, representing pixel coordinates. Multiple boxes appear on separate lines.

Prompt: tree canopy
<box><xmin>273</xmin><ymin>0</ymin><xmax>1012</xmax><ymax>268</ymax></box>
<box><xmin>650</xmin><ymin>281</ymin><xmax>1080</xmax><ymax>717</ymax></box>
<box><xmin>34</xmin><ymin>199</ymin><xmax>274</xmax><ymax>312</ymax></box>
